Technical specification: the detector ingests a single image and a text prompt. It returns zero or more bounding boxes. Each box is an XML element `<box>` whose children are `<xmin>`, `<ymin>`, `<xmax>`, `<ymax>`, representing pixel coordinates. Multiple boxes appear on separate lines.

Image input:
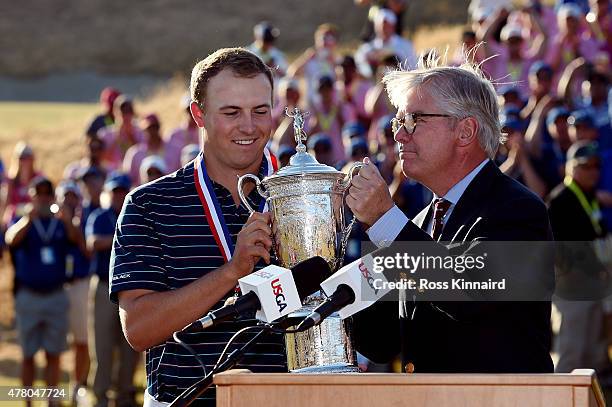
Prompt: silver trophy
<box><xmin>237</xmin><ymin>107</ymin><xmax>363</xmax><ymax>372</ymax></box>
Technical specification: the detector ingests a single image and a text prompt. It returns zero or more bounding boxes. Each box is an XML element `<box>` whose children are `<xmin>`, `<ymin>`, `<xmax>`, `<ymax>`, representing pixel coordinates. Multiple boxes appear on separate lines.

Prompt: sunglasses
<box><xmin>391</xmin><ymin>112</ymin><xmax>453</xmax><ymax>135</ymax></box>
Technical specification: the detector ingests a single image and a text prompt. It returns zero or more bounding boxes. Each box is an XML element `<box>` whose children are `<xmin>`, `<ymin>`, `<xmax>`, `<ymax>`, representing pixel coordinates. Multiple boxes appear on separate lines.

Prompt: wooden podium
<box><xmin>214</xmin><ymin>369</ymin><xmax>606</xmax><ymax>407</ymax></box>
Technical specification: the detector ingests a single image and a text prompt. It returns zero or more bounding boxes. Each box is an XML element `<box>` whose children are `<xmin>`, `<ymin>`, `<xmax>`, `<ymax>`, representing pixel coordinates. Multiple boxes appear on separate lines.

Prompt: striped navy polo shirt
<box><xmin>110</xmin><ymin>158</ymin><xmax>287</xmax><ymax>405</ymax></box>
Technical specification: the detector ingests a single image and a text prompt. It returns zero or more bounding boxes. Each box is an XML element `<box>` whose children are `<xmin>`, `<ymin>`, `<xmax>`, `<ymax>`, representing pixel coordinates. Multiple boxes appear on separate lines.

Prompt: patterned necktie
<box><xmin>431</xmin><ymin>198</ymin><xmax>451</xmax><ymax>241</ymax></box>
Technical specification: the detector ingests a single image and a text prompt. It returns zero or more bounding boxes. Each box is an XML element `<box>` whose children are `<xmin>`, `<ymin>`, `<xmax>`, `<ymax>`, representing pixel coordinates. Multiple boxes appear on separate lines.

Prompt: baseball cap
<box><xmin>501</xmin><ymin>117</ymin><xmax>526</xmax><ymax>133</ymax></box>
<box><xmin>567</xmin><ymin>141</ymin><xmax>599</xmax><ymax>163</ymax></box>
<box><xmin>180</xmin><ymin>144</ymin><xmax>200</xmax><ymax>165</ymax></box>
<box><xmin>29</xmin><ymin>176</ymin><xmax>53</xmax><ymax>194</ymax></box>
<box><xmin>500</xmin><ymin>25</ymin><xmax>524</xmax><ymax>42</ymax></box>
<box><xmin>307</xmin><ymin>133</ymin><xmax>332</xmax><ymax>150</ymax></box>
<box><xmin>104</xmin><ymin>172</ymin><xmax>131</xmax><ymax>191</ymax></box>
<box><xmin>14</xmin><ymin>142</ymin><xmax>33</xmax><ymax>159</ymax></box>
<box><xmin>546</xmin><ymin>107</ymin><xmax>570</xmax><ymax>126</ymax></box>
<box><xmin>529</xmin><ymin>61</ymin><xmax>553</xmax><ymax>77</ymax></box>
<box><xmin>56</xmin><ymin>180</ymin><xmax>81</xmax><ymax>200</ymax></box>
<box><xmin>498</xmin><ymin>84</ymin><xmax>521</xmax><ymax>97</ymax></box>
<box><xmin>100</xmin><ymin>87</ymin><xmax>121</xmax><ymax>107</ymax></box>
<box><xmin>77</xmin><ymin>165</ymin><xmax>106</xmax><ymax>182</ymax></box>
<box><xmin>568</xmin><ymin>110</ymin><xmax>595</xmax><ymax>128</ymax></box>
<box><xmin>342</xmin><ymin>122</ymin><xmax>366</xmax><ymax>140</ymax></box>
<box><xmin>254</xmin><ymin>21</ymin><xmax>280</xmax><ymax>42</ymax></box>
<box><xmin>318</xmin><ymin>75</ymin><xmax>334</xmax><ymax>90</ymax></box>
<box><xmin>347</xmin><ymin>137</ymin><xmax>369</xmax><ymax>157</ymax></box>
<box><xmin>472</xmin><ymin>7</ymin><xmax>492</xmax><ymax>22</ymax></box>
<box><xmin>140</xmin><ymin>155</ymin><xmax>167</xmax><ymax>174</ymax></box>
<box><xmin>276</xmin><ymin>144</ymin><xmax>296</xmax><ymax>159</ymax></box>
<box><xmin>558</xmin><ymin>3</ymin><xmax>582</xmax><ymax>20</ymax></box>
<box><xmin>375</xmin><ymin>9</ymin><xmax>397</xmax><ymax>27</ymax></box>
<box><xmin>141</xmin><ymin>113</ymin><xmax>161</xmax><ymax>130</ymax></box>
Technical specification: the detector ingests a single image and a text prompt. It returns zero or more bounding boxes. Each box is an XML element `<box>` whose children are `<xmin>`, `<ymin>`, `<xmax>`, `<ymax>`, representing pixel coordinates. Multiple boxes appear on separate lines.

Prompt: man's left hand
<box><xmin>346</xmin><ymin>157</ymin><xmax>394</xmax><ymax>228</ymax></box>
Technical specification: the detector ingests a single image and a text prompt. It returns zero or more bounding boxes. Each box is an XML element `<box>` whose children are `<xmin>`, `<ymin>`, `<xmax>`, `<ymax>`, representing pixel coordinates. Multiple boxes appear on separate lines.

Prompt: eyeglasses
<box><xmin>391</xmin><ymin>112</ymin><xmax>453</xmax><ymax>135</ymax></box>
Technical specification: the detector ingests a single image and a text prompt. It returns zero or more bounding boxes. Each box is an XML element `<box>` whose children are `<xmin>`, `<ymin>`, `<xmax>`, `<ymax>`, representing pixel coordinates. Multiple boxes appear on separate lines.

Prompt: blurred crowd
<box><xmin>2</xmin><ymin>0</ymin><xmax>612</xmax><ymax>405</ymax></box>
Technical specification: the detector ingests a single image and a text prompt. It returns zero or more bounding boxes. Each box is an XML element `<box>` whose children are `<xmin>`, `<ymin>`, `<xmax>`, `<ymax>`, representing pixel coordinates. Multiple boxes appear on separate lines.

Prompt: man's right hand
<box><xmin>228</xmin><ymin>212</ymin><xmax>273</xmax><ymax>280</ymax></box>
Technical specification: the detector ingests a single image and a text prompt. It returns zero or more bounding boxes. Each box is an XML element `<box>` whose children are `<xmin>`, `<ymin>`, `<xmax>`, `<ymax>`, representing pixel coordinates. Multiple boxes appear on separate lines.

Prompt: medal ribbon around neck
<box><xmin>194</xmin><ymin>148</ymin><xmax>278</xmax><ymax>263</ymax></box>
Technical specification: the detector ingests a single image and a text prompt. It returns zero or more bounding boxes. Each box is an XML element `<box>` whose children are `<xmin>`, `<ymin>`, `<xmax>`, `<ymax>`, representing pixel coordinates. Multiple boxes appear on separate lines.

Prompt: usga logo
<box><xmin>359</xmin><ymin>260</ymin><xmax>379</xmax><ymax>294</ymax></box>
<box><xmin>271</xmin><ymin>278</ymin><xmax>288</xmax><ymax>312</ymax></box>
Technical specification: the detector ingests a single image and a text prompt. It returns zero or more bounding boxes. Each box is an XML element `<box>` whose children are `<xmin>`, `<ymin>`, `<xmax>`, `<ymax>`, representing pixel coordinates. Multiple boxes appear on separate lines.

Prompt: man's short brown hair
<box><xmin>190</xmin><ymin>47</ymin><xmax>274</xmax><ymax>107</ymax></box>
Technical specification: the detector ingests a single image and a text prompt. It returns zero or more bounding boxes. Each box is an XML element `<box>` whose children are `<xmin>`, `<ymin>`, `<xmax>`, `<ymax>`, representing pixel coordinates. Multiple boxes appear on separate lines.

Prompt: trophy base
<box><xmin>291</xmin><ymin>362</ymin><xmax>361</xmax><ymax>374</ymax></box>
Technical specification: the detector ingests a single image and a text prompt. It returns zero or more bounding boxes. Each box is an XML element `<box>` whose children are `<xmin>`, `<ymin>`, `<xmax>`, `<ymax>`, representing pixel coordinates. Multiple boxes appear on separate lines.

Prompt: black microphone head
<box><xmin>291</xmin><ymin>256</ymin><xmax>333</xmax><ymax>300</ymax></box>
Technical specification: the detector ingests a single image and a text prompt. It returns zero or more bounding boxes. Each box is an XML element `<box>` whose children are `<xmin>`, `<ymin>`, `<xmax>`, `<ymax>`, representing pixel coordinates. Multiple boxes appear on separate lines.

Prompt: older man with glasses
<box><xmin>347</xmin><ymin>57</ymin><xmax>555</xmax><ymax>374</ymax></box>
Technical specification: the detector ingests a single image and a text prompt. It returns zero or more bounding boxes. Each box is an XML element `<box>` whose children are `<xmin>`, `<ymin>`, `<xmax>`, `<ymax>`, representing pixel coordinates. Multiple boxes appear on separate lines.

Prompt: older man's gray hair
<box><xmin>382</xmin><ymin>55</ymin><xmax>503</xmax><ymax>159</ymax></box>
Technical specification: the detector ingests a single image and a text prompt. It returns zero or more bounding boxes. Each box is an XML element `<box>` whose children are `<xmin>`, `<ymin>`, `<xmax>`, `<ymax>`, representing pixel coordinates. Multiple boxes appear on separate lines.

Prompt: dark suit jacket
<box><xmin>353</xmin><ymin>160</ymin><xmax>555</xmax><ymax>373</ymax></box>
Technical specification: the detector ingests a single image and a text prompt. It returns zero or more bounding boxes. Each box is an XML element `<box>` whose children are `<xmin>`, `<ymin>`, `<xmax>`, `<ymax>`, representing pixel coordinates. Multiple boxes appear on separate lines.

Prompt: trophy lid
<box><xmin>271</xmin><ymin>108</ymin><xmax>341</xmax><ymax>178</ymax></box>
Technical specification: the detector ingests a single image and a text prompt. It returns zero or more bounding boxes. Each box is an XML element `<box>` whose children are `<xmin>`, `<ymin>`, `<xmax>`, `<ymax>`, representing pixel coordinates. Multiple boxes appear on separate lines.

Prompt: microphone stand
<box><xmin>168</xmin><ymin>325</ymin><xmax>271</xmax><ymax>407</ymax></box>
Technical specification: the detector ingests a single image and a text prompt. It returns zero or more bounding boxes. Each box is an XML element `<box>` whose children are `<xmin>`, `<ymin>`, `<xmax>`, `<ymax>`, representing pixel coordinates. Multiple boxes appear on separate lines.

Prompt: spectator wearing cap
<box><xmin>451</xmin><ymin>30</ymin><xmax>489</xmax><ymax>72</ymax></box>
<box><xmin>558</xmin><ymin>57</ymin><xmax>611</xmax><ymax>139</ymax></box>
<box><xmin>271</xmin><ymin>76</ymin><xmax>301</xmax><ymax>130</ymax></box>
<box><xmin>166</xmin><ymin>94</ymin><xmax>200</xmax><ymax>172</ymax></box>
<box><xmin>373</xmin><ymin>115</ymin><xmax>398</xmax><ymax>184</ymax></box>
<box><xmin>55</xmin><ymin>180</ymin><xmax>91</xmax><ymax>399</ymax></box>
<box><xmin>0</xmin><ymin>142</ymin><xmax>42</xmax><ymax>228</ymax></box>
<box><xmin>275</xmin><ymin>144</ymin><xmax>296</xmax><ymax>168</ymax></box>
<box><xmin>547</xmin><ymin>106</ymin><xmax>574</xmax><ymax>153</ymax></box>
<box><xmin>568</xmin><ymin>109</ymin><xmax>600</xmax><ymax>143</ymax></box>
<box><xmin>63</xmin><ymin>135</ymin><xmax>108</xmax><ymax>181</ymax></box>
<box><xmin>85</xmin><ymin>172</ymin><xmax>138</xmax><ymax>407</ymax></box>
<box><xmin>123</xmin><ymin>113</ymin><xmax>172</xmax><ymax>185</ymax></box>
<box><xmin>139</xmin><ymin>155</ymin><xmax>167</xmax><ymax>184</ymax></box>
<box><xmin>498</xmin><ymin>84</ymin><xmax>525</xmax><ymax>110</ymax></box>
<box><xmin>308</xmin><ymin>75</ymin><xmax>356</xmax><ymax>164</ymax></box>
<box><xmin>355</xmin><ymin>8</ymin><xmax>417</xmax><ymax>79</ymax></box>
<box><xmin>548</xmin><ymin>4</ymin><xmax>600</xmax><ymax>74</ymax></box>
<box><xmin>336</xmin><ymin>55</ymin><xmax>373</xmax><ymax>128</ymax></box>
<box><xmin>342</xmin><ymin>121</ymin><xmax>367</xmax><ymax>143</ymax></box>
<box><xmin>547</xmin><ymin>141</ymin><xmax>612</xmax><ymax>376</ymax></box>
<box><xmin>77</xmin><ymin>166</ymin><xmax>105</xmax><ymax>234</ymax></box>
<box><xmin>356</xmin><ymin>0</ymin><xmax>407</xmax><ymax>42</ymax></box>
<box><xmin>346</xmin><ymin>137</ymin><xmax>369</xmax><ymax>164</ymax></box>
<box><xmin>97</xmin><ymin>96</ymin><xmax>144</xmax><ymax>172</ymax></box>
<box><xmin>307</xmin><ymin>133</ymin><xmax>336</xmax><ymax>167</ymax></box>
<box><xmin>499</xmin><ymin>116</ymin><xmax>549</xmax><ymax>197</ymax></box>
<box><xmin>479</xmin><ymin>6</ymin><xmax>549</xmax><ymax>98</ymax></box>
<box><xmin>520</xmin><ymin>61</ymin><xmax>554</xmax><ymax>119</ymax></box>
<box><xmin>180</xmin><ymin>144</ymin><xmax>200</xmax><ymax>167</ymax></box>
<box><xmin>5</xmin><ymin>177</ymin><xmax>81</xmax><ymax>406</ymax></box>
<box><xmin>86</xmin><ymin>87</ymin><xmax>121</xmax><ymax>138</ymax></box>
<box><xmin>288</xmin><ymin>23</ymin><xmax>340</xmax><ymax>104</ymax></box>
<box><xmin>516</xmin><ymin>1</ymin><xmax>559</xmax><ymax>46</ymax></box>
<box><xmin>586</xmin><ymin>0</ymin><xmax>612</xmax><ymax>59</ymax></box>
<box><xmin>247</xmin><ymin>21</ymin><xmax>288</xmax><ymax>77</ymax></box>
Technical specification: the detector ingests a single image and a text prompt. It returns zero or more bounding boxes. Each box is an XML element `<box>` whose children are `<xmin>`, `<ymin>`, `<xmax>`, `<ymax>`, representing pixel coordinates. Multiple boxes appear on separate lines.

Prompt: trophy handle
<box><xmin>340</xmin><ymin>161</ymin><xmax>365</xmax><ymax>190</ymax></box>
<box><xmin>237</xmin><ymin>174</ymin><xmax>268</xmax><ymax>214</ymax></box>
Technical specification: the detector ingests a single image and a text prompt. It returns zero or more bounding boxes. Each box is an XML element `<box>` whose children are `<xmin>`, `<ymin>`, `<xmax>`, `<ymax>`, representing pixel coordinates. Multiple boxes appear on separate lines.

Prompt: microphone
<box><xmin>182</xmin><ymin>256</ymin><xmax>331</xmax><ymax>332</ymax></box>
<box><xmin>296</xmin><ymin>250</ymin><xmax>391</xmax><ymax>331</ymax></box>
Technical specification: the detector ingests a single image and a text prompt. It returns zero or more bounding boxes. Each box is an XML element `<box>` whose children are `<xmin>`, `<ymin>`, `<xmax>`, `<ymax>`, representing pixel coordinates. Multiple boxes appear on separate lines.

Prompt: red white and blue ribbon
<box><xmin>194</xmin><ymin>148</ymin><xmax>278</xmax><ymax>262</ymax></box>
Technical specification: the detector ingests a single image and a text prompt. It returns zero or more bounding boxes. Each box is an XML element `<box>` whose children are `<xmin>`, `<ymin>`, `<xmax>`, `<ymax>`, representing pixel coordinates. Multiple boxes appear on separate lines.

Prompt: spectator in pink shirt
<box><xmin>336</xmin><ymin>55</ymin><xmax>373</xmax><ymax>129</ymax></box>
<box><xmin>272</xmin><ymin>77</ymin><xmax>301</xmax><ymax>127</ymax></box>
<box><xmin>548</xmin><ymin>4</ymin><xmax>600</xmax><ymax>75</ymax></box>
<box><xmin>480</xmin><ymin>7</ymin><xmax>549</xmax><ymax>97</ymax></box>
<box><xmin>166</xmin><ymin>95</ymin><xmax>199</xmax><ymax>171</ymax></box>
<box><xmin>123</xmin><ymin>114</ymin><xmax>171</xmax><ymax>185</ymax></box>
<box><xmin>63</xmin><ymin>136</ymin><xmax>108</xmax><ymax>181</ymax></box>
<box><xmin>586</xmin><ymin>0</ymin><xmax>612</xmax><ymax>58</ymax></box>
<box><xmin>97</xmin><ymin>96</ymin><xmax>144</xmax><ymax>171</ymax></box>
<box><xmin>307</xmin><ymin>75</ymin><xmax>356</xmax><ymax>164</ymax></box>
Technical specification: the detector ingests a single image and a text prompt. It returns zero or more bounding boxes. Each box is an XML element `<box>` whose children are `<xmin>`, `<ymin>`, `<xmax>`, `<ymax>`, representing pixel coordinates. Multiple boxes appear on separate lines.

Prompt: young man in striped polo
<box><xmin>110</xmin><ymin>48</ymin><xmax>282</xmax><ymax>406</ymax></box>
